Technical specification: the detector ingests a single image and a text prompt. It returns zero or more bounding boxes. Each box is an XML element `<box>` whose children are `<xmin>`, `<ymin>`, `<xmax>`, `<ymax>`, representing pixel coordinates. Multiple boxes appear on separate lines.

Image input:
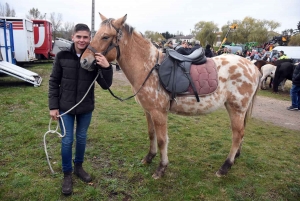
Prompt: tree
<box><xmin>0</xmin><ymin>2</ymin><xmax>16</xmax><ymax>17</ymax></box>
<box><xmin>59</xmin><ymin>22</ymin><xmax>75</xmax><ymax>40</ymax></box>
<box><xmin>144</xmin><ymin>31</ymin><xmax>165</xmax><ymax>42</ymax></box>
<box><xmin>49</xmin><ymin>12</ymin><xmax>63</xmax><ymax>40</ymax></box>
<box><xmin>288</xmin><ymin>34</ymin><xmax>300</xmax><ymax>46</ymax></box>
<box><xmin>26</xmin><ymin>8</ymin><xmax>46</xmax><ymax>20</ymax></box>
<box><xmin>192</xmin><ymin>21</ymin><xmax>219</xmax><ymax>46</ymax></box>
<box><xmin>220</xmin><ymin>17</ymin><xmax>281</xmax><ymax>45</ymax></box>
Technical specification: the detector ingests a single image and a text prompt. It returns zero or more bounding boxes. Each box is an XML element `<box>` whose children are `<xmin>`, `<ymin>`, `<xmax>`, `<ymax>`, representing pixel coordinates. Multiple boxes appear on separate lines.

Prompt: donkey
<box><xmin>80</xmin><ymin>13</ymin><xmax>261</xmax><ymax>179</ymax></box>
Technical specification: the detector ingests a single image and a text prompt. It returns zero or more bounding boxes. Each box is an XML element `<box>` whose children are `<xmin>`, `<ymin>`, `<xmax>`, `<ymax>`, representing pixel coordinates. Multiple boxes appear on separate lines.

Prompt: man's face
<box><xmin>72</xmin><ymin>30</ymin><xmax>91</xmax><ymax>53</ymax></box>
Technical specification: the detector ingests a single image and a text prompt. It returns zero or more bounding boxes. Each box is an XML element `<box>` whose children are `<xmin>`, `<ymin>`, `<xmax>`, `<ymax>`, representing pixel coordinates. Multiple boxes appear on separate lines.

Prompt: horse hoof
<box><xmin>215</xmin><ymin>171</ymin><xmax>223</xmax><ymax>177</ymax></box>
<box><xmin>152</xmin><ymin>173</ymin><xmax>161</xmax><ymax>179</ymax></box>
<box><xmin>216</xmin><ymin>168</ymin><xmax>228</xmax><ymax>177</ymax></box>
<box><xmin>141</xmin><ymin>159</ymin><xmax>149</xmax><ymax>165</ymax></box>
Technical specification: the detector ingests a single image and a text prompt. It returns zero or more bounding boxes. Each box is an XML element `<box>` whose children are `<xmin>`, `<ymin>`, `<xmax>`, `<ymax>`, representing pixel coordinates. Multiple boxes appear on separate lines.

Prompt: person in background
<box><xmin>189</xmin><ymin>41</ymin><xmax>201</xmax><ymax>54</ymax></box>
<box><xmin>176</xmin><ymin>40</ymin><xmax>190</xmax><ymax>55</ymax></box>
<box><xmin>48</xmin><ymin>23</ymin><xmax>113</xmax><ymax>195</ymax></box>
<box><xmin>205</xmin><ymin>44</ymin><xmax>213</xmax><ymax>58</ymax></box>
<box><xmin>263</xmin><ymin>53</ymin><xmax>271</xmax><ymax>62</ymax></box>
<box><xmin>222</xmin><ymin>47</ymin><xmax>228</xmax><ymax>54</ymax></box>
<box><xmin>286</xmin><ymin>63</ymin><xmax>300</xmax><ymax>111</ymax></box>
<box><xmin>279</xmin><ymin>51</ymin><xmax>289</xmax><ymax>60</ymax></box>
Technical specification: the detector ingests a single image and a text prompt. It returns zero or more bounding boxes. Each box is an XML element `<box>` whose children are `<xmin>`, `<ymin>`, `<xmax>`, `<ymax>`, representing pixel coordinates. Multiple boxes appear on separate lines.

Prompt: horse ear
<box><xmin>114</xmin><ymin>14</ymin><xmax>127</xmax><ymax>28</ymax></box>
<box><xmin>99</xmin><ymin>13</ymin><xmax>107</xmax><ymax>21</ymax></box>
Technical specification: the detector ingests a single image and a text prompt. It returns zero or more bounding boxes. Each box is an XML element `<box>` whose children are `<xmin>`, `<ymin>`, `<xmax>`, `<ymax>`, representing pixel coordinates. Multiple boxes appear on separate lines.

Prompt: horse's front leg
<box><xmin>149</xmin><ymin>110</ymin><xmax>168</xmax><ymax>179</ymax></box>
<box><xmin>141</xmin><ymin>111</ymin><xmax>157</xmax><ymax>164</ymax></box>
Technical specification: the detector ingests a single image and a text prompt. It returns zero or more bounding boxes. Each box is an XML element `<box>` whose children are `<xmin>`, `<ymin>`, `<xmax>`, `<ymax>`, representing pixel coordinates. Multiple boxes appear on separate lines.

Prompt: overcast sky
<box><xmin>6</xmin><ymin>0</ymin><xmax>300</xmax><ymax>35</ymax></box>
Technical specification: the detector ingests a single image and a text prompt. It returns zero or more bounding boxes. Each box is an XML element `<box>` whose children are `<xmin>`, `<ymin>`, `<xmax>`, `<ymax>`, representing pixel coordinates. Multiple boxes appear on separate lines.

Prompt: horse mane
<box><xmin>101</xmin><ymin>18</ymin><xmax>135</xmax><ymax>36</ymax></box>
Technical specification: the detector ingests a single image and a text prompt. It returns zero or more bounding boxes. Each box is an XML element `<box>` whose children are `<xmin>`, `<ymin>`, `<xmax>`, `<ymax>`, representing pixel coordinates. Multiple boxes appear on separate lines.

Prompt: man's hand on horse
<box><xmin>95</xmin><ymin>53</ymin><xmax>110</xmax><ymax>68</ymax></box>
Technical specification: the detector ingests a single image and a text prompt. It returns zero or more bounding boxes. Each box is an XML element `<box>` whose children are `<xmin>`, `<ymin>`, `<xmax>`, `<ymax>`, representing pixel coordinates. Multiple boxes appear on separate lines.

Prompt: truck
<box><xmin>32</xmin><ymin>19</ymin><xmax>54</xmax><ymax>59</ymax></box>
<box><xmin>0</xmin><ymin>17</ymin><xmax>36</xmax><ymax>65</ymax></box>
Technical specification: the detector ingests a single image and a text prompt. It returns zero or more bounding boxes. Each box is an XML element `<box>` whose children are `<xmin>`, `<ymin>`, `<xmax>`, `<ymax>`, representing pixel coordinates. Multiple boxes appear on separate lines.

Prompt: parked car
<box><xmin>223</xmin><ymin>45</ymin><xmax>243</xmax><ymax>54</ymax></box>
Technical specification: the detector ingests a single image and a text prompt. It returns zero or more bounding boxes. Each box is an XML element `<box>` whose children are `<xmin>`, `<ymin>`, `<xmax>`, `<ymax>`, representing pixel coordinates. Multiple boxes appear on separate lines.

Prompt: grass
<box><xmin>0</xmin><ymin>63</ymin><xmax>299</xmax><ymax>200</ymax></box>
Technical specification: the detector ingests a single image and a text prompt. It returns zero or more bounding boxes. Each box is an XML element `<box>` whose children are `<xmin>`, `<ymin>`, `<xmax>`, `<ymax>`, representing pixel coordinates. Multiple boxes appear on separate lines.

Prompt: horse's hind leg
<box><xmin>216</xmin><ymin>106</ymin><xmax>245</xmax><ymax>177</ymax></box>
<box><xmin>141</xmin><ymin>112</ymin><xmax>157</xmax><ymax>164</ymax></box>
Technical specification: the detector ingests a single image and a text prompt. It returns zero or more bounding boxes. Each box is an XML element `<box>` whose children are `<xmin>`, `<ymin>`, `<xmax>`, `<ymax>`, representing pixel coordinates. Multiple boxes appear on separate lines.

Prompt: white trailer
<box><xmin>1</xmin><ymin>17</ymin><xmax>36</xmax><ymax>64</ymax></box>
<box><xmin>0</xmin><ymin>19</ymin><xmax>42</xmax><ymax>87</ymax></box>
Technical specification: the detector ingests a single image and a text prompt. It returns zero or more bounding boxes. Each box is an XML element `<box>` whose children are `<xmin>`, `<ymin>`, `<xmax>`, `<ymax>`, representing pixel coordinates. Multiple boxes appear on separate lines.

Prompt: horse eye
<box><xmin>102</xmin><ymin>36</ymin><xmax>109</xmax><ymax>40</ymax></box>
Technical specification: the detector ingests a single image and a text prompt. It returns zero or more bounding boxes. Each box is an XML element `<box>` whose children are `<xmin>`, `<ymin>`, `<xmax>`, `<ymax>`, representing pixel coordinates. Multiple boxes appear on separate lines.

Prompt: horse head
<box><xmin>80</xmin><ymin>13</ymin><xmax>127</xmax><ymax>71</ymax></box>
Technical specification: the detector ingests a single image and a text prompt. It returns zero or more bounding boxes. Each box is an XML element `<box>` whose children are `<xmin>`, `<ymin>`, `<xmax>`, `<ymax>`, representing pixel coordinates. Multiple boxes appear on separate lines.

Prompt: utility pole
<box><xmin>91</xmin><ymin>0</ymin><xmax>95</xmax><ymax>38</ymax></box>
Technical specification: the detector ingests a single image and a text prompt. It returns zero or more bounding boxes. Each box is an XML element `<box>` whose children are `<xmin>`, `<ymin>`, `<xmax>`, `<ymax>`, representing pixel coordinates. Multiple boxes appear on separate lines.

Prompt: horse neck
<box><xmin>117</xmin><ymin>31</ymin><xmax>158</xmax><ymax>87</ymax></box>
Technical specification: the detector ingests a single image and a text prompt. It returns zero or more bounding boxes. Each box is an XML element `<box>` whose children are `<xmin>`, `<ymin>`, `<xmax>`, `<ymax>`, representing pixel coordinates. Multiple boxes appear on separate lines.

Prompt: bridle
<box><xmin>87</xmin><ymin>18</ymin><xmax>121</xmax><ymax>60</ymax></box>
<box><xmin>85</xmin><ymin>19</ymin><xmax>161</xmax><ymax>102</ymax></box>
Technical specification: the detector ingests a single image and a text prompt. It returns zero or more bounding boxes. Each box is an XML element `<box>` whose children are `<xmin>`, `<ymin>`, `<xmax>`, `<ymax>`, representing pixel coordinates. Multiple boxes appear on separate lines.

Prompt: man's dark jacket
<box><xmin>292</xmin><ymin>63</ymin><xmax>300</xmax><ymax>86</ymax></box>
<box><xmin>48</xmin><ymin>43</ymin><xmax>113</xmax><ymax>115</ymax></box>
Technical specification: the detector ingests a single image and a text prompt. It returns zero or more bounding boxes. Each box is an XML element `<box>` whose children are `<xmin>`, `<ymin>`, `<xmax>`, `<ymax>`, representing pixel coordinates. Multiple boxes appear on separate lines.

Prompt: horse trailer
<box><xmin>0</xmin><ymin>19</ymin><xmax>42</xmax><ymax>87</ymax></box>
<box><xmin>0</xmin><ymin>19</ymin><xmax>16</xmax><ymax>64</ymax></box>
<box><xmin>32</xmin><ymin>19</ymin><xmax>54</xmax><ymax>59</ymax></box>
<box><xmin>0</xmin><ymin>17</ymin><xmax>36</xmax><ymax>64</ymax></box>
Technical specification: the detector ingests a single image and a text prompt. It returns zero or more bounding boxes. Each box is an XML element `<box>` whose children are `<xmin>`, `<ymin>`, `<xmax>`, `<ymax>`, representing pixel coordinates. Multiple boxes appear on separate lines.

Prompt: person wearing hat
<box><xmin>278</xmin><ymin>51</ymin><xmax>289</xmax><ymax>60</ymax></box>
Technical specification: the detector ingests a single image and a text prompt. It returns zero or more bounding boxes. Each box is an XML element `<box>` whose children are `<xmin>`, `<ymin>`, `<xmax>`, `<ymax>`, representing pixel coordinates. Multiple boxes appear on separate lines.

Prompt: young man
<box><xmin>48</xmin><ymin>23</ymin><xmax>113</xmax><ymax>195</ymax></box>
<box><xmin>287</xmin><ymin>63</ymin><xmax>300</xmax><ymax>111</ymax></box>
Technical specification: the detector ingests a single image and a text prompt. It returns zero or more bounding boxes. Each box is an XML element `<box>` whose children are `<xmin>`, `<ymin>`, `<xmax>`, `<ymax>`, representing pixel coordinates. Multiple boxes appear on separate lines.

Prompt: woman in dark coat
<box><xmin>205</xmin><ymin>44</ymin><xmax>213</xmax><ymax>58</ymax></box>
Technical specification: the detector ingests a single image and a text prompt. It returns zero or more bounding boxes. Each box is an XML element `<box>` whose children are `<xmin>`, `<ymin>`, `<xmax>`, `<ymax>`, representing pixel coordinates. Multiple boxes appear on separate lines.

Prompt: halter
<box><xmin>87</xmin><ymin>19</ymin><xmax>121</xmax><ymax>60</ymax></box>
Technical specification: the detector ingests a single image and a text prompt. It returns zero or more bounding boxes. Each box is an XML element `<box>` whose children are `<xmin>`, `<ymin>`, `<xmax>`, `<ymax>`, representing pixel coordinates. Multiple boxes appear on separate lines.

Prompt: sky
<box><xmin>4</xmin><ymin>0</ymin><xmax>300</xmax><ymax>35</ymax></box>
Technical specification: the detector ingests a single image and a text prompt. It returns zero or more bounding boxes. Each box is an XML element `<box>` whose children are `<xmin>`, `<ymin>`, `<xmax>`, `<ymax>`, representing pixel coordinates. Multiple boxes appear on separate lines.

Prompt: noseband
<box><xmin>87</xmin><ymin>19</ymin><xmax>121</xmax><ymax>60</ymax></box>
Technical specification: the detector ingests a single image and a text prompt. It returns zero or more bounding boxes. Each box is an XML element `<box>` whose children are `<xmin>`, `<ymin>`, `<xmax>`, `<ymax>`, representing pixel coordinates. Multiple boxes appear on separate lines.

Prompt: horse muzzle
<box><xmin>80</xmin><ymin>58</ymin><xmax>96</xmax><ymax>71</ymax></box>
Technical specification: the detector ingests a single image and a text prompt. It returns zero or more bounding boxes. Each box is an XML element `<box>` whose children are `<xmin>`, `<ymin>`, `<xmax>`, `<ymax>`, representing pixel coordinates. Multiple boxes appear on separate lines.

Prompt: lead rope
<box><xmin>43</xmin><ymin>70</ymin><xmax>100</xmax><ymax>174</ymax></box>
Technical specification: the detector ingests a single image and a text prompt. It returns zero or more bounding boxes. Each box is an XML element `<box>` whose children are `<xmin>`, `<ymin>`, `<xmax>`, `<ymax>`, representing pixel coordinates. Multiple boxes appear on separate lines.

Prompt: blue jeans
<box><xmin>59</xmin><ymin>111</ymin><xmax>92</xmax><ymax>173</ymax></box>
<box><xmin>290</xmin><ymin>85</ymin><xmax>300</xmax><ymax>109</ymax></box>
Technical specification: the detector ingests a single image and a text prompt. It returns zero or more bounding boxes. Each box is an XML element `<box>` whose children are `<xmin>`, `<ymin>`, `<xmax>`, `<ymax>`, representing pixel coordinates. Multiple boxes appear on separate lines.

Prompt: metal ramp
<box><xmin>0</xmin><ymin>61</ymin><xmax>43</xmax><ymax>87</ymax></box>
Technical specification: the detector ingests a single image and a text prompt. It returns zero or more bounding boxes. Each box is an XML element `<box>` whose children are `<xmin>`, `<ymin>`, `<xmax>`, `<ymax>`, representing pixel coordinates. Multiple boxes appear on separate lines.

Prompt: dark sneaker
<box><xmin>286</xmin><ymin>106</ymin><xmax>298</xmax><ymax>111</ymax></box>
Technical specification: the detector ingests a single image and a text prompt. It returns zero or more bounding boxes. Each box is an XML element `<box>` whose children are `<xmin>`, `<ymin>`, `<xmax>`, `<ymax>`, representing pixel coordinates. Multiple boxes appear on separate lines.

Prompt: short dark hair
<box><xmin>73</xmin><ymin>23</ymin><xmax>91</xmax><ymax>34</ymax></box>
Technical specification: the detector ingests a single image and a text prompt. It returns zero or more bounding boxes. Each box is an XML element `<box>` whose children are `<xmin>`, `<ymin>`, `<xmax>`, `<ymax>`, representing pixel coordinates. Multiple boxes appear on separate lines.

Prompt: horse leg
<box><xmin>216</xmin><ymin>105</ymin><xmax>245</xmax><ymax>177</ymax></box>
<box><xmin>149</xmin><ymin>110</ymin><xmax>168</xmax><ymax>179</ymax></box>
<box><xmin>260</xmin><ymin>75</ymin><xmax>267</xmax><ymax>90</ymax></box>
<box><xmin>235</xmin><ymin>138</ymin><xmax>244</xmax><ymax>159</ymax></box>
<box><xmin>280</xmin><ymin>79</ymin><xmax>287</xmax><ymax>91</ymax></box>
<box><xmin>141</xmin><ymin>112</ymin><xmax>157</xmax><ymax>164</ymax></box>
<box><xmin>269</xmin><ymin>77</ymin><xmax>273</xmax><ymax>88</ymax></box>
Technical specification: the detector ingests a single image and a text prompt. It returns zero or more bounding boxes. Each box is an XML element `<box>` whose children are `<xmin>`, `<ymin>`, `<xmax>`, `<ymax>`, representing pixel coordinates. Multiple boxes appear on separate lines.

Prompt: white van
<box><xmin>270</xmin><ymin>46</ymin><xmax>300</xmax><ymax>62</ymax></box>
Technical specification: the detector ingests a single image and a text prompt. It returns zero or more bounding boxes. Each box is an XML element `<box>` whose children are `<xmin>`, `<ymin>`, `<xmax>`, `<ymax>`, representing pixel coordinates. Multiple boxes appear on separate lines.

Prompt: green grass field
<box><xmin>0</xmin><ymin>63</ymin><xmax>299</xmax><ymax>200</ymax></box>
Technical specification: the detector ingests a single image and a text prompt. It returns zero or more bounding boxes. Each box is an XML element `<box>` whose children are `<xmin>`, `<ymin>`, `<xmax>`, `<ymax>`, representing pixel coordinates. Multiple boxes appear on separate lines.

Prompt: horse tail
<box><xmin>244</xmin><ymin>71</ymin><xmax>261</xmax><ymax>127</ymax></box>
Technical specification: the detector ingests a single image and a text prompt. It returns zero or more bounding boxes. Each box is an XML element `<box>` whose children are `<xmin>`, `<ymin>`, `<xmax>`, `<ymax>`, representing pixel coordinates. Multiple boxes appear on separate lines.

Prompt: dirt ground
<box><xmin>112</xmin><ymin>69</ymin><xmax>300</xmax><ymax>131</ymax></box>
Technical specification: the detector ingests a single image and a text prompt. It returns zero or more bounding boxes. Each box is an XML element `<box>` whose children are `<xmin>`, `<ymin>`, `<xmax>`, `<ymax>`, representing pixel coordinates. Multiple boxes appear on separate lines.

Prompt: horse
<box><xmin>80</xmin><ymin>13</ymin><xmax>261</xmax><ymax>179</ymax></box>
<box><xmin>259</xmin><ymin>64</ymin><xmax>277</xmax><ymax>90</ymax></box>
<box><xmin>272</xmin><ymin>61</ymin><xmax>296</xmax><ymax>92</ymax></box>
